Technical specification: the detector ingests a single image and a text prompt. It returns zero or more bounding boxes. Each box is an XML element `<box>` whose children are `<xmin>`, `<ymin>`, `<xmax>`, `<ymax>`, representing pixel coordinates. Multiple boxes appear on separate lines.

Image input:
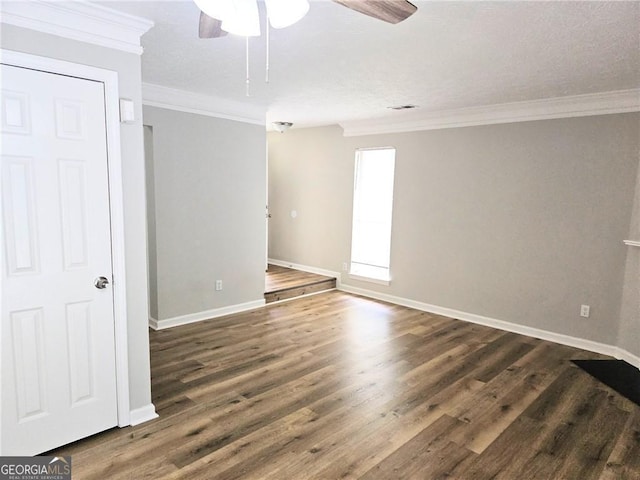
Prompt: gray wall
<box><xmin>618</xmin><ymin>163</ymin><xmax>640</xmax><ymax>358</ymax></box>
<box><xmin>1</xmin><ymin>24</ymin><xmax>153</xmax><ymax>410</ymax></box>
<box><xmin>268</xmin><ymin>114</ymin><xmax>640</xmax><ymax>346</ymax></box>
<box><xmin>144</xmin><ymin>126</ymin><xmax>159</xmax><ymax>320</ymax></box>
<box><xmin>143</xmin><ymin>106</ymin><xmax>266</xmax><ymax>320</ymax></box>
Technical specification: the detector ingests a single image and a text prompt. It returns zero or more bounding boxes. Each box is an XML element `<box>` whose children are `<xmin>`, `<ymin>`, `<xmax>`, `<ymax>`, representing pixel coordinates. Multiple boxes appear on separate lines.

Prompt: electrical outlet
<box><xmin>580</xmin><ymin>304</ymin><xmax>590</xmax><ymax>318</ymax></box>
<box><xmin>342</xmin><ymin>262</ymin><xmax>348</xmax><ymax>272</ymax></box>
<box><xmin>215</xmin><ymin>280</ymin><xmax>223</xmax><ymax>291</ymax></box>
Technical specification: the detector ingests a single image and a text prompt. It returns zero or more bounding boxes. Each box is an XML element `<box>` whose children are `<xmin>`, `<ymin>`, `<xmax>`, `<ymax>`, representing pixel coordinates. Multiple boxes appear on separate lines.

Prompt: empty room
<box><xmin>1</xmin><ymin>0</ymin><xmax>639</xmax><ymax>479</ymax></box>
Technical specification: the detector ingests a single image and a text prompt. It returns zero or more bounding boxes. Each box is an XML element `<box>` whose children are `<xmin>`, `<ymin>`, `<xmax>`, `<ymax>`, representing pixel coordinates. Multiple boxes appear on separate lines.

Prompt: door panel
<box><xmin>10</xmin><ymin>308</ymin><xmax>47</xmax><ymax>421</ymax></box>
<box><xmin>66</xmin><ymin>301</ymin><xmax>94</xmax><ymax>405</ymax></box>
<box><xmin>59</xmin><ymin>159</ymin><xmax>89</xmax><ymax>269</ymax></box>
<box><xmin>3</xmin><ymin>156</ymin><xmax>39</xmax><ymax>274</ymax></box>
<box><xmin>1</xmin><ymin>64</ymin><xmax>118</xmax><ymax>455</ymax></box>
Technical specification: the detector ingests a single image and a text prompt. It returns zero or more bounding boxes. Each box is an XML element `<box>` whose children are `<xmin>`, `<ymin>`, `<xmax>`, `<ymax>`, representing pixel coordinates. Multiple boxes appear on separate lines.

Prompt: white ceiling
<box><xmin>102</xmin><ymin>0</ymin><xmax>640</xmax><ymax>128</ymax></box>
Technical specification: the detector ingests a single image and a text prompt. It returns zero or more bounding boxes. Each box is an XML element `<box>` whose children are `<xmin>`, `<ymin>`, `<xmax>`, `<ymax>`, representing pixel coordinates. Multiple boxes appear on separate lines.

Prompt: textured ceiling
<box><xmin>103</xmin><ymin>0</ymin><xmax>640</xmax><ymax>127</ymax></box>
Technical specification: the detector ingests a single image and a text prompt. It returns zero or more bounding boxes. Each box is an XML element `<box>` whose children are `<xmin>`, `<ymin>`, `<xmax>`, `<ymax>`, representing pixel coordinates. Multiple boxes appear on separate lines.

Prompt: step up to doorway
<box><xmin>265</xmin><ymin>265</ymin><xmax>337</xmax><ymax>304</ymax></box>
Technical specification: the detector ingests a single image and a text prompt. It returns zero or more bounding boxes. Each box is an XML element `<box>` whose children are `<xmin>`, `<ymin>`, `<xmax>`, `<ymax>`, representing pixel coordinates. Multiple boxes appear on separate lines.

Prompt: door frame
<box><xmin>0</xmin><ymin>49</ymin><xmax>131</xmax><ymax>429</ymax></box>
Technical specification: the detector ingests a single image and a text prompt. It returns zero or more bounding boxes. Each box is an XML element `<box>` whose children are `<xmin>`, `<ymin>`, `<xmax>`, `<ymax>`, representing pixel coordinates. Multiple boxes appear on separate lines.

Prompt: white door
<box><xmin>1</xmin><ymin>64</ymin><xmax>118</xmax><ymax>455</ymax></box>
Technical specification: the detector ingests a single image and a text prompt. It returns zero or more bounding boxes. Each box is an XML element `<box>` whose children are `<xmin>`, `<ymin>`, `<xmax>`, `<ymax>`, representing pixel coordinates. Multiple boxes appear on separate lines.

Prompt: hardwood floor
<box><xmin>265</xmin><ymin>264</ymin><xmax>336</xmax><ymax>303</ymax></box>
<box><xmin>52</xmin><ymin>291</ymin><xmax>640</xmax><ymax>479</ymax></box>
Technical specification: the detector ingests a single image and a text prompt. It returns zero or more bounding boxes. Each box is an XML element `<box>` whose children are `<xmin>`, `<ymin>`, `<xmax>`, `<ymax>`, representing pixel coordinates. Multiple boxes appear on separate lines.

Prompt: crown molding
<box><xmin>340</xmin><ymin>89</ymin><xmax>640</xmax><ymax>137</ymax></box>
<box><xmin>0</xmin><ymin>0</ymin><xmax>153</xmax><ymax>55</ymax></box>
<box><xmin>142</xmin><ymin>83</ymin><xmax>266</xmax><ymax>126</ymax></box>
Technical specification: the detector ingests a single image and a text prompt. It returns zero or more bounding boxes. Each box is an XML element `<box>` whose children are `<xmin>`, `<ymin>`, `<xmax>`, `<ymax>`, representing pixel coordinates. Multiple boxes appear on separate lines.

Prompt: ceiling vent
<box><xmin>387</xmin><ymin>104</ymin><xmax>419</xmax><ymax>110</ymax></box>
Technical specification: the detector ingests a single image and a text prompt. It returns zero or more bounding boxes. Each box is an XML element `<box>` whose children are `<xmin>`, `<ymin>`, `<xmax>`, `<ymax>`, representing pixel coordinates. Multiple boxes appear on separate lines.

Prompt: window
<box><xmin>350</xmin><ymin>147</ymin><xmax>396</xmax><ymax>283</ymax></box>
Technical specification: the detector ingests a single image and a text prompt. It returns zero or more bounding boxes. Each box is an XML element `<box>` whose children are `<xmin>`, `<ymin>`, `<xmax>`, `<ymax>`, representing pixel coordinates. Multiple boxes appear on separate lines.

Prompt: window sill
<box><xmin>348</xmin><ymin>273</ymin><xmax>390</xmax><ymax>286</ymax></box>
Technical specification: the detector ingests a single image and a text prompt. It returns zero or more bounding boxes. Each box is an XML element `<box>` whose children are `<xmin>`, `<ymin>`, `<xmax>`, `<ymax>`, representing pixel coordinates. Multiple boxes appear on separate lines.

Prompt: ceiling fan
<box><xmin>196</xmin><ymin>0</ymin><xmax>418</xmax><ymax>39</ymax></box>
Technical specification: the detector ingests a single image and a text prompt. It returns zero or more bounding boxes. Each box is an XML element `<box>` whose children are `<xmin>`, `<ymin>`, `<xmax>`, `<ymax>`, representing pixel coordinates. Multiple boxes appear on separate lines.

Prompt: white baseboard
<box><xmin>268</xmin><ymin>258</ymin><xmax>342</xmax><ymax>288</ymax></box>
<box><xmin>149</xmin><ymin>299</ymin><xmax>266</xmax><ymax>330</ymax></box>
<box><xmin>339</xmin><ymin>283</ymin><xmax>639</xmax><ymax>366</ymax></box>
<box><xmin>612</xmin><ymin>348</ymin><xmax>640</xmax><ymax>369</ymax></box>
<box><xmin>129</xmin><ymin>403</ymin><xmax>158</xmax><ymax>426</ymax></box>
<box><xmin>150</xmin><ymin>259</ymin><xmax>640</xmax><ymax>369</ymax></box>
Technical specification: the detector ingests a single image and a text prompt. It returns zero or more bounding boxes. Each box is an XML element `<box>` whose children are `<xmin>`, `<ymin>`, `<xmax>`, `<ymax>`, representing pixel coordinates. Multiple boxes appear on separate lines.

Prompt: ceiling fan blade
<box><xmin>199</xmin><ymin>11</ymin><xmax>228</xmax><ymax>38</ymax></box>
<box><xmin>332</xmin><ymin>0</ymin><xmax>417</xmax><ymax>24</ymax></box>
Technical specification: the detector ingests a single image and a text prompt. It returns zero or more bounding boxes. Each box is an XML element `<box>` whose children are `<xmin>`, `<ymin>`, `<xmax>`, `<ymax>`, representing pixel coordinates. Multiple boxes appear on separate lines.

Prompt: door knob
<box><xmin>94</xmin><ymin>276</ymin><xmax>110</xmax><ymax>289</ymax></box>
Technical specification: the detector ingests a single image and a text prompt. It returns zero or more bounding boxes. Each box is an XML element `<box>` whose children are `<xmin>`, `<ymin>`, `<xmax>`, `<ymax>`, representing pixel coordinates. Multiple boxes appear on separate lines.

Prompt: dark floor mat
<box><xmin>571</xmin><ymin>359</ymin><xmax>640</xmax><ymax>407</ymax></box>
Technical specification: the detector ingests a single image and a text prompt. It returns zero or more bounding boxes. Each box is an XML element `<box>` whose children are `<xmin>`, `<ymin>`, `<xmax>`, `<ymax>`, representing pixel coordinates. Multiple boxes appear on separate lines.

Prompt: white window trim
<box><xmin>348</xmin><ymin>273</ymin><xmax>391</xmax><ymax>286</ymax></box>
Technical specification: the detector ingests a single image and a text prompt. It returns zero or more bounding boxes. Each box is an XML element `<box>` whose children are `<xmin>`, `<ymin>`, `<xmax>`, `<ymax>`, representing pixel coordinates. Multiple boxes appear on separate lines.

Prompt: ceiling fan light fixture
<box><xmin>273</xmin><ymin>122</ymin><xmax>293</xmax><ymax>133</ymax></box>
<box><xmin>265</xmin><ymin>0</ymin><xmax>310</xmax><ymax>29</ymax></box>
<box><xmin>221</xmin><ymin>0</ymin><xmax>261</xmax><ymax>36</ymax></box>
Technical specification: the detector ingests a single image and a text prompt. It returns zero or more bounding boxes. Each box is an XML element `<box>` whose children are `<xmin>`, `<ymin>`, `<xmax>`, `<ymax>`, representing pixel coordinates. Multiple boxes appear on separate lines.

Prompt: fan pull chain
<box><xmin>265</xmin><ymin>15</ymin><xmax>270</xmax><ymax>83</ymax></box>
<box><xmin>245</xmin><ymin>36</ymin><xmax>250</xmax><ymax>97</ymax></box>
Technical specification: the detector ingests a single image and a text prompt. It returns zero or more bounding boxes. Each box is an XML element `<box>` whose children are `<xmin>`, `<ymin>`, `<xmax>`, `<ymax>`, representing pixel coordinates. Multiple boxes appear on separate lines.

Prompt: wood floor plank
<box><xmin>183</xmin><ymin>355</ymin><xmax>410</xmax><ymax>480</ymax></box>
<box><xmin>552</xmin><ymin>390</ymin><xmax>629</xmax><ymax>480</ymax></box>
<box><xmin>456</xmin><ymin>413</ymin><xmax>554</xmax><ymax>479</ymax></box>
<box><xmin>493</xmin><ymin>388</ymin><xmax>612</xmax><ymax>480</ymax></box>
<box><xmin>447</xmin><ymin>365</ymin><xmax>544</xmax><ymax>454</ymax></box>
<box><xmin>268</xmin><ymin>359</ymin><xmax>486</xmax><ymax>479</ymax></box>
<box><xmin>600</xmin><ymin>408</ymin><xmax>640</xmax><ymax>480</ymax></box>
<box><xmin>447</xmin><ymin>340</ymin><xmax>577</xmax><ymax>454</ymax></box>
<box><xmin>163</xmin><ymin>408</ymin><xmax>319</xmax><ymax>480</ymax></box>
<box><xmin>47</xmin><ymin>291</ymin><xmax>640</xmax><ymax>479</ymax></box>
<box><xmin>359</xmin><ymin>415</ymin><xmax>476</xmax><ymax>480</ymax></box>
<box><xmin>169</xmin><ymin>365</ymin><xmax>341</xmax><ymax>468</ymax></box>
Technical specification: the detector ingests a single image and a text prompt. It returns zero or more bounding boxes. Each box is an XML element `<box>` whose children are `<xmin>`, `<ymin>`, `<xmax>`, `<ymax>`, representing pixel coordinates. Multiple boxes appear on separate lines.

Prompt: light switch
<box><xmin>119</xmin><ymin>98</ymin><xmax>135</xmax><ymax>124</ymax></box>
